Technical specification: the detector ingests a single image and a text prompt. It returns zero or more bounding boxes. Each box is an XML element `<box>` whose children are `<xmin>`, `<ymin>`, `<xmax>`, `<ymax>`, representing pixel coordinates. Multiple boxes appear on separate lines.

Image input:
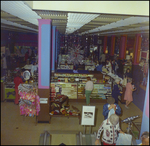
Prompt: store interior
<box><xmin>1</xmin><ymin>1</ymin><xmax>149</xmax><ymax>145</ymax></box>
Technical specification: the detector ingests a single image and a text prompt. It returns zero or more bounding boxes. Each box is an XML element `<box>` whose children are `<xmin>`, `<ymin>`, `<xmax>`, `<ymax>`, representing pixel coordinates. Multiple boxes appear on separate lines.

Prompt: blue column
<box><xmin>55</xmin><ymin>30</ymin><xmax>58</xmax><ymax>63</ymax></box>
<box><xmin>52</xmin><ymin>26</ymin><xmax>56</xmax><ymax>72</ymax></box>
<box><xmin>140</xmin><ymin>71</ymin><xmax>149</xmax><ymax>134</ymax></box>
<box><xmin>38</xmin><ymin>19</ymin><xmax>51</xmax><ymax>89</ymax></box>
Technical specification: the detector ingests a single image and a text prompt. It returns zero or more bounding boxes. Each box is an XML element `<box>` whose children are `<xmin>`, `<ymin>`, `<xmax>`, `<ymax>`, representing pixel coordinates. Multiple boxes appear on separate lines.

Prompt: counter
<box><xmin>50</xmin><ymin>73</ymin><xmax>112</xmax><ymax>101</ymax></box>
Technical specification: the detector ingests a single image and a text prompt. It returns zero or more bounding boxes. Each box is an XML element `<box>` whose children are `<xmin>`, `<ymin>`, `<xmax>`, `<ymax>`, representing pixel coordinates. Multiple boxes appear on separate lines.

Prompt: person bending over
<box><xmin>103</xmin><ymin>97</ymin><xmax>121</xmax><ymax>120</ymax></box>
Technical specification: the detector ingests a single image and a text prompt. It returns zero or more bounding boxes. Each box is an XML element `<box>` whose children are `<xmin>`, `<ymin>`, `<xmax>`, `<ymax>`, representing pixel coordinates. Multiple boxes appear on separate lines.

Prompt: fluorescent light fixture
<box><xmin>66</xmin><ymin>13</ymin><xmax>99</xmax><ymax>34</ymax></box>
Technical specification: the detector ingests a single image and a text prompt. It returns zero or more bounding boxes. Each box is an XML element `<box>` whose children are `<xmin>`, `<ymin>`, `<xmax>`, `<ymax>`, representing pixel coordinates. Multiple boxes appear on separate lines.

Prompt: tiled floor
<box><xmin>1</xmin><ymin>100</ymin><xmax>143</xmax><ymax>145</ymax></box>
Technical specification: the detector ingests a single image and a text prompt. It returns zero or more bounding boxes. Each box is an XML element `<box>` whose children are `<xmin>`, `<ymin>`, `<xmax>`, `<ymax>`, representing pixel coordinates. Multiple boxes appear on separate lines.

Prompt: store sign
<box><xmin>40</xmin><ymin>98</ymin><xmax>48</xmax><ymax>104</ymax></box>
<box><xmin>81</xmin><ymin>106</ymin><xmax>95</xmax><ymax>125</ymax></box>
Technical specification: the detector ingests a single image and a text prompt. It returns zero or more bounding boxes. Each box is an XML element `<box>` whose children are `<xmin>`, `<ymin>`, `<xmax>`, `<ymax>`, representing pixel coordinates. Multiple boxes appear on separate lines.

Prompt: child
<box><xmin>139</xmin><ymin>131</ymin><xmax>149</xmax><ymax>145</ymax></box>
<box><xmin>14</xmin><ymin>71</ymin><xmax>23</xmax><ymax>104</ymax></box>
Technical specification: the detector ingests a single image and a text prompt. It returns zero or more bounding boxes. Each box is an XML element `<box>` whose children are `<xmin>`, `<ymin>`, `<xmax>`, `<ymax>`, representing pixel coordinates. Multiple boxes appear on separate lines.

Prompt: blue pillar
<box><xmin>52</xmin><ymin>26</ymin><xmax>56</xmax><ymax>72</ymax></box>
<box><xmin>38</xmin><ymin>19</ymin><xmax>51</xmax><ymax>89</ymax></box>
<box><xmin>55</xmin><ymin>30</ymin><xmax>58</xmax><ymax>63</ymax></box>
<box><xmin>136</xmin><ymin>71</ymin><xmax>149</xmax><ymax>144</ymax></box>
<box><xmin>140</xmin><ymin>71</ymin><xmax>149</xmax><ymax>134</ymax></box>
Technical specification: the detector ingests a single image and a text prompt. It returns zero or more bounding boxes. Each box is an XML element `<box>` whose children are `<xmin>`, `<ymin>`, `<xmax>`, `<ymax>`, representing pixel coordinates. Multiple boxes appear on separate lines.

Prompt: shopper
<box><xmin>100</xmin><ymin>53</ymin><xmax>106</xmax><ymax>65</ymax></box>
<box><xmin>124</xmin><ymin>68</ymin><xmax>132</xmax><ymax>79</ymax></box>
<box><xmin>124</xmin><ymin>78</ymin><xmax>136</xmax><ymax>109</ymax></box>
<box><xmin>106</xmin><ymin>59</ymin><xmax>112</xmax><ymax>73</ymax></box>
<box><xmin>5</xmin><ymin>47</ymin><xmax>11</xmax><ymax>69</ymax></box>
<box><xmin>103</xmin><ymin>97</ymin><xmax>121</xmax><ymax>120</ymax></box>
<box><xmin>139</xmin><ymin>131</ymin><xmax>149</xmax><ymax>145</ymax></box>
<box><xmin>2</xmin><ymin>54</ymin><xmax>7</xmax><ymax>77</ymax></box>
<box><xmin>20</xmin><ymin>69</ymin><xmax>25</xmax><ymax>83</ymax></box>
<box><xmin>115</xmin><ymin>57</ymin><xmax>119</xmax><ymax>74</ymax></box>
<box><xmin>85</xmin><ymin>77</ymin><xmax>94</xmax><ymax>105</ymax></box>
<box><xmin>95</xmin><ymin>61</ymin><xmax>103</xmax><ymax>72</ymax></box>
<box><xmin>14</xmin><ymin>71</ymin><xmax>23</xmax><ymax>105</ymax></box>
<box><xmin>118</xmin><ymin>59</ymin><xmax>124</xmax><ymax>78</ymax></box>
<box><xmin>112</xmin><ymin>79</ymin><xmax>123</xmax><ymax>104</ymax></box>
<box><xmin>25</xmin><ymin>51</ymin><xmax>29</xmax><ymax>63</ymax></box>
<box><xmin>95</xmin><ymin>114</ymin><xmax>125</xmax><ymax>145</ymax></box>
<box><xmin>64</xmin><ymin>61</ymin><xmax>70</xmax><ymax>69</ymax></box>
<box><xmin>58</xmin><ymin>53</ymin><xmax>62</xmax><ymax>67</ymax></box>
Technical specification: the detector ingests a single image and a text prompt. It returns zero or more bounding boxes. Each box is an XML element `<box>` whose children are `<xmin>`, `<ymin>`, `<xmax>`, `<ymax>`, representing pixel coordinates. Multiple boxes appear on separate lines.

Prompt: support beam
<box><xmin>119</xmin><ymin>35</ymin><xmax>127</xmax><ymax>60</ymax></box>
<box><xmin>133</xmin><ymin>34</ymin><xmax>142</xmax><ymax>65</ymax></box>
<box><xmin>38</xmin><ymin>19</ymin><xmax>51</xmax><ymax>122</ymax></box>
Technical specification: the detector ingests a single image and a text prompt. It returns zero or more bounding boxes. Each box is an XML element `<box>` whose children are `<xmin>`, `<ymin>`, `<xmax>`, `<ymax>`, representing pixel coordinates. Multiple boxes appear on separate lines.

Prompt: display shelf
<box><xmin>51</xmin><ymin>73</ymin><xmax>111</xmax><ymax>100</ymax></box>
<box><xmin>4</xmin><ymin>83</ymin><xmax>15</xmax><ymax>100</ymax></box>
<box><xmin>49</xmin><ymin>114</ymin><xmax>81</xmax><ymax>124</ymax></box>
<box><xmin>49</xmin><ymin>95</ymin><xmax>81</xmax><ymax>124</ymax></box>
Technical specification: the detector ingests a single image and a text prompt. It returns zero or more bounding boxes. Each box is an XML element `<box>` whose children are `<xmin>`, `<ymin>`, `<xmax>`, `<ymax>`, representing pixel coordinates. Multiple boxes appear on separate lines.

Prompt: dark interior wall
<box><xmin>107</xmin><ymin>36</ymin><xmax>111</xmax><ymax>55</ymax></box>
<box><xmin>132</xmin><ymin>65</ymin><xmax>146</xmax><ymax>111</ymax></box>
<box><xmin>1</xmin><ymin>30</ymin><xmax>38</xmax><ymax>50</ymax></box>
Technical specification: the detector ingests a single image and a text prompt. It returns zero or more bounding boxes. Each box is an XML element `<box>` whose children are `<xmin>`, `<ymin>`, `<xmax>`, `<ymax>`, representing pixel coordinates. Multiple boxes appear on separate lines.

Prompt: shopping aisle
<box><xmin>1</xmin><ymin>101</ymin><xmax>142</xmax><ymax>145</ymax></box>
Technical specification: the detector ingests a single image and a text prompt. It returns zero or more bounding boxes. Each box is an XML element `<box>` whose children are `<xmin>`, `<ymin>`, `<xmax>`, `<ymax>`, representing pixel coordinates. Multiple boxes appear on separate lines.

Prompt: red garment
<box><xmin>25</xmin><ymin>53</ymin><xmax>28</xmax><ymax>61</ymax></box>
<box><xmin>14</xmin><ymin>77</ymin><xmax>23</xmax><ymax>89</ymax></box>
<box><xmin>14</xmin><ymin>77</ymin><xmax>23</xmax><ymax>104</ymax></box>
<box><xmin>14</xmin><ymin>88</ymin><xmax>19</xmax><ymax>104</ymax></box>
<box><xmin>103</xmin><ymin>141</ymin><xmax>116</xmax><ymax>145</ymax></box>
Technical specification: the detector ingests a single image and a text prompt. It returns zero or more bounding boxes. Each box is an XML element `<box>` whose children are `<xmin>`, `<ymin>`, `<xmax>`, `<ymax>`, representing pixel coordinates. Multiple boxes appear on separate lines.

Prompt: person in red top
<box><xmin>14</xmin><ymin>71</ymin><xmax>23</xmax><ymax>104</ymax></box>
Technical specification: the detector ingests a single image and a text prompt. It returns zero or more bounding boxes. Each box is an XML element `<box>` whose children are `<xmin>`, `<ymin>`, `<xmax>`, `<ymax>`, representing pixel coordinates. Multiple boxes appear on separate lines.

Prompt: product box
<box><xmin>5</xmin><ymin>88</ymin><xmax>15</xmax><ymax>99</ymax></box>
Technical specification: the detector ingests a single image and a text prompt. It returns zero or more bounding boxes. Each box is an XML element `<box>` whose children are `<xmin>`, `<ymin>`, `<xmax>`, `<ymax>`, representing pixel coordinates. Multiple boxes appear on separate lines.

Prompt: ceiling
<box><xmin>1</xmin><ymin>1</ymin><xmax>149</xmax><ymax>36</ymax></box>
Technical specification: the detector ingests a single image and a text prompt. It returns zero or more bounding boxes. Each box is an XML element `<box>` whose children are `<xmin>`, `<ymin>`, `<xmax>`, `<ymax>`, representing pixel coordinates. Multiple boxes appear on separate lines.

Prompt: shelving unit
<box><xmin>50</xmin><ymin>72</ymin><xmax>111</xmax><ymax>100</ymax></box>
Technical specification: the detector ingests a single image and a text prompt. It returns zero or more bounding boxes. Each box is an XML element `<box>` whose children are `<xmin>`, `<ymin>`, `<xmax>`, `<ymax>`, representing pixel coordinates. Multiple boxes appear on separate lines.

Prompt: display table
<box><xmin>49</xmin><ymin>95</ymin><xmax>81</xmax><ymax>124</ymax></box>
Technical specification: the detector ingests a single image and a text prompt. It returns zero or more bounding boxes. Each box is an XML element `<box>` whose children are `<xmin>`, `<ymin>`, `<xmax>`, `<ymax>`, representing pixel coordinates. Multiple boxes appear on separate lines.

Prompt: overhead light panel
<box><xmin>66</xmin><ymin>13</ymin><xmax>99</xmax><ymax>34</ymax></box>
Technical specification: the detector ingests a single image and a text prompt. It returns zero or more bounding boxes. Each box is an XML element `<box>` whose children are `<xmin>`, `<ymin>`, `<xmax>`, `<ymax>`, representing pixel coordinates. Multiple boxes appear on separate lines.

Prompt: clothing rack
<box><xmin>18</xmin><ymin>83</ymin><xmax>40</xmax><ymax>125</ymax></box>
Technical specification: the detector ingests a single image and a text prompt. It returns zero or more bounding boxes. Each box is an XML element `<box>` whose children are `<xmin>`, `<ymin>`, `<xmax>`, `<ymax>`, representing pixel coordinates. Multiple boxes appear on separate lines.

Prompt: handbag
<box><xmin>116</xmin><ymin>133</ymin><xmax>132</xmax><ymax>145</ymax></box>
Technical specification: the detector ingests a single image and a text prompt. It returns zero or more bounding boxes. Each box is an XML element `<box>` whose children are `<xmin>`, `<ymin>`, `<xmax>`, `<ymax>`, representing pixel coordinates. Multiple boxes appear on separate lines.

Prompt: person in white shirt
<box><xmin>106</xmin><ymin>59</ymin><xmax>112</xmax><ymax>73</ymax></box>
<box><xmin>95</xmin><ymin>114</ymin><xmax>124</xmax><ymax>145</ymax></box>
<box><xmin>31</xmin><ymin>62</ymin><xmax>38</xmax><ymax>76</ymax></box>
<box><xmin>85</xmin><ymin>77</ymin><xmax>94</xmax><ymax>105</ymax></box>
<box><xmin>100</xmin><ymin>53</ymin><xmax>106</xmax><ymax>65</ymax></box>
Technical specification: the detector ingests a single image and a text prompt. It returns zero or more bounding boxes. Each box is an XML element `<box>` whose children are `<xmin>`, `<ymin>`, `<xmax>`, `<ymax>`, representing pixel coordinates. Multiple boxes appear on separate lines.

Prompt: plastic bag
<box><xmin>116</xmin><ymin>133</ymin><xmax>132</xmax><ymax>145</ymax></box>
